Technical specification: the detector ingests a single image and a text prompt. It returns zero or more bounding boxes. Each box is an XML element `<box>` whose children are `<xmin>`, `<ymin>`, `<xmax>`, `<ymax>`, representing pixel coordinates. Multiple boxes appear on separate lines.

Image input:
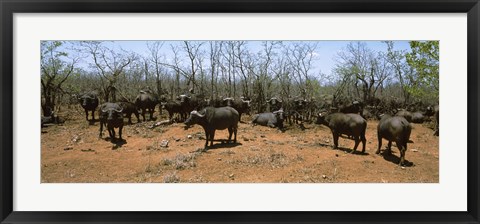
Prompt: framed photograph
<box><xmin>1</xmin><ymin>0</ymin><xmax>479</xmax><ymax>223</ymax></box>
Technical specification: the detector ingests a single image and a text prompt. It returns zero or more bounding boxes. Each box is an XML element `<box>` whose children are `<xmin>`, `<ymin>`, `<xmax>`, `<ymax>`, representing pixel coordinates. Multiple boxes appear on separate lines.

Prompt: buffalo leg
<box><xmin>141</xmin><ymin>109</ymin><xmax>146</xmax><ymax>122</ymax></box>
<box><xmin>134</xmin><ymin>111</ymin><xmax>140</xmax><ymax>123</ymax></box>
<box><xmin>352</xmin><ymin>136</ymin><xmax>360</xmax><ymax>153</ymax></box>
<box><xmin>361</xmin><ymin>134</ymin><xmax>366</xmax><ymax>153</ymax></box>
<box><xmin>109</xmin><ymin>128</ymin><xmax>115</xmax><ymax>139</ymax></box>
<box><xmin>227</xmin><ymin>127</ymin><xmax>233</xmax><ymax>143</ymax></box>
<box><xmin>85</xmin><ymin>110</ymin><xmax>89</xmax><ymax>121</ymax></box>
<box><xmin>332</xmin><ymin>132</ymin><xmax>339</xmax><ymax>149</ymax></box>
<box><xmin>398</xmin><ymin>143</ymin><xmax>405</xmax><ymax>166</ymax></box>
<box><xmin>233</xmin><ymin>127</ymin><xmax>237</xmax><ymax>143</ymax></box>
<box><xmin>204</xmin><ymin>134</ymin><xmax>209</xmax><ymax>148</ymax></box>
<box><xmin>386</xmin><ymin>141</ymin><xmax>392</xmax><ymax>155</ymax></box>
<box><xmin>119</xmin><ymin>126</ymin><xmax>123</xmax><ymax>140</ymax></box>
<box><xmin>376</xmin><ymin>135</ymin><xmax>382</xmax><ymax>154</ymax></box>
<box><xmin>127</xmin><ymin>113</ymin><xmax>132</xmax><ymax>124</ymax></box>
<box><xmin>204</xmin><ymin>130</ymin><xmax>210</xmax><ymax>149</ymax></box>
<box><xmin>210</xmin><ymin>130</ymin><xmax>215</xmax><ymax>146</ymax></box>
<box><xmin>150</xmin><ymin>108</ymin><xmax>154</xmax><ymax>121</ymax></box>
<box><xmin>91</xmin><ymin>110</ymin><xmax>95</xmax><ymax>121</ymax></box>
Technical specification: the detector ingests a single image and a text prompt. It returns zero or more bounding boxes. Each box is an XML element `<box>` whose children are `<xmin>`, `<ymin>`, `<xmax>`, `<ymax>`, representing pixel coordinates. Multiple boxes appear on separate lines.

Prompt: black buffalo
<box><xmin>135</xmin><ymin>91</ymin><xmax>157</xmax><ymax>121</ymax></box>
<box><xmin>222</xmin><ymin>97</ymin><xmax>251</xmax><ymax>122</ymax></box>
<box><xmin>394</xmin><ymin>109</ymin><xmax>413</xmax><ymax>122</ymax></box>
<box><xmin>285</xmin><ymin>98</ymin><xmax>308</xmax><ymax>124</ymax></box>
<box><xmin>177</xmin><ymin>94</ymin><xmax>195</xmax><ymax>120</ymax></box>
<box><xmin>78</xmin><ymin>92</ymin><xmax>99</xmax><ymax>122</ymax></box>
<box><xmin>41</xmin><ymin>112</ymin><xmax>64</xmax><ymax>128</ymax></box>
<box><xmin>99</xmin><ymin>102</ymin><xmax>124</xmax><ymax>141</ymax></box>
<box><xmin>315</xmin><ymin>112</ymin><xmax>367</xmax><ymax>153</ymax></box>
<box><xmin>411</xmin><ymin>112</ymin><xmax>426</xmax><ymax>123</ymax></box>
<box><xmin>339</xmin><ymin>100</ymin><xmax>363</xmax><ymax>116</ymax></box>
<box><xmin>251</xmin><ymin>109</ymin><xmax>285</xmax><ymax>130</ymax></box>
<box><xmin>184</xmin><ymin>107</ymin><xmax>239</xmax><ymax>149</ymax></box>
<box><xmin>116</xmin><ymin>101</ymin><xmax>140</xmax><ymax>124</ymax></box>
<box><xmin>160</xmin><ymin>100</ymin><xmax>183</xmax><ymax>121</ymax></box>
<box><xmin>266</xmin><ymin>97</ymin><xmax>283</xmax><ymax>112</ymax></box>
<box><xmin>376</xmin><ymin>114</ymin><xmax>412</xmax><ymax>166</ymax></box>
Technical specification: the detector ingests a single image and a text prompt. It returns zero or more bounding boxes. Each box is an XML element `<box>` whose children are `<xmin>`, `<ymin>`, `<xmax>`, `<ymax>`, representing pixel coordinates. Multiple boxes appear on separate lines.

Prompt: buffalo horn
<box><xmin>191</xmin><ymin>110</ymin><xmax>205</xmax><ymax>117</ymax></box>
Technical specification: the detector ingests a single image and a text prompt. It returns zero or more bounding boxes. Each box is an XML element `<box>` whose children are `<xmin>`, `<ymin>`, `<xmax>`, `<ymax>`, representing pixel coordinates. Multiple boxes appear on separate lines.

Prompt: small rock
<box><xmin>412</xmin><ymin>149</ymin><xmax>418</xmax><ymax>152</ymax></box>
<box><xmin>401</xmin><ymin>166</ymin><xmax>406</xmax><ymax>170</ymax></box>
<box><xmin>81</xmin><ymin>149</ymin><xmax>95</xmax><ymax>152</ymax></box>
<box><xmin>72</xmin><ymin>135</ymin><xmax>81</xmax><ymax>143</ymax></box>
<box><xmin>260</xmin><ymin>135</ymin><xmax>266</xmax><ymax>138</ymax></box>
<box><xmin>64</xmin><ymin>147</ymin><xmax>74</xmax><ymax>151</ymax></box>
<box><xmin>112</xmin><ymin>144</ymin><xmax>120</xmax><ymax>150</ymax></box>
<box><xmin>243</xmin><ymin>136</ymin><xmax>249</xmax><ymax>141</ymax></box>
<box><xmin>173</xmin><ymin>137</ymin><xmax>180</xmax><ymax>142</ymax></box>
<box><xmin>160</xmin><ymin>140</ymin><xmax>169</xmax><ymax>148</ymax></box>
<box><xmin>322</xmin><ymin>175</ymin><xmax>327</xmax><ymax>179</ymax></box>
<box><xmin>217</xmin><ymin>158</ymin><xmax>222</xmax><ymax>161</ymax></box>
<box><xmin>229</xmin><ymin>173</ymin><xmax>235</xmax><ymax>178</ymax></box>
<box><xmin>187</xmin><ymin>135</ymin><xmax>193</xmax><ymax>139</ymax></box>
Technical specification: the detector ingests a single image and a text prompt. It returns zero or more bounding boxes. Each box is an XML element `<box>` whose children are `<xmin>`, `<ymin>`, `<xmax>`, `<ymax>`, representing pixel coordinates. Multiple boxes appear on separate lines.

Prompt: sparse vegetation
<box><xmin>161</xmin><ymin>153</ymin><xmax>198</xmax><ymax>170</ymax></box>
<box><xmin>163</xmin><ymin>172</ymin><xmax>180</xmax><ymax>183</ymax></box>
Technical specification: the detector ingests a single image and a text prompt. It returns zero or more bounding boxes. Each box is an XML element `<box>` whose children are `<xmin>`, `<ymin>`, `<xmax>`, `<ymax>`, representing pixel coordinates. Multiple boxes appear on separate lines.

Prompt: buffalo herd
<box><xmin>43</xmin><ymin>90</ymin><xmax>439</xmax><ymax>166</ymax></box>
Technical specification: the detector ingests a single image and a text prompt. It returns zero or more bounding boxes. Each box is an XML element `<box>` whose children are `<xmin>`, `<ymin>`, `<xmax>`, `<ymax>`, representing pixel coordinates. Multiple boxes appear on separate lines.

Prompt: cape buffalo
<box><xmin>161</xmin><ymin>100</ymin><xmax>183</xmax><ymax>122</ymax></box>
<box><xmin>376</xmin><ymin>114</ymin><xmax>412</xmax><ymax>166</ymax></box>
<box><xmin>184</xmin><ymin>107</ymin><xmax>239</xmax><ymax>149</ymax></box>
<box><xmin>41</xmin><ymin>112</ymin><xmax>64</xmax><ymax>128</ymax></box>
<box><xmin>78</xmin><ymin>92</ymin><xmax>99</xmax><ymax>122</ymax></box>
<box><xmin>395</xmin><ymin>109</ymin><xmax>413</xmax><ymax>122</ymax></box>
<box><xmin>251</xmin><ymin>109</ymin><xmax>285</xmax><ymax>130</ymax></box>
<box><xmin>135</xmin><ymin>91</ymin><xmax>157</xmax><ymax>121</ymax></box>
<box><xmin>315</xmin><ymin>112</ymin><xmax>367</xmax><ymax>153</ymax></box>
<box><xmin>223</xmin><ymin>97</ymin><xmax>251</xmax><ymax>122</ymax></box>
<box><xmin>266</xmin><ymin>97</ymin><xmax>283</xmax><ymax>112</ymax></box>
<box><xmin>116</xmin><ymin>101</ymin><xmax>140</xmax><ymax>124</ymax></box>
<box><xmin>99</xmin><ymin>102</ymin><xmax>124</xmax><ymax>141</ymax></box>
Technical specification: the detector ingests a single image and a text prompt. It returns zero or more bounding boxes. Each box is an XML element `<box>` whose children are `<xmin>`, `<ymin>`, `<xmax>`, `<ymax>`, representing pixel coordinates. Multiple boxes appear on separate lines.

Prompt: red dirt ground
<box><xmin>41</xmin><ymin>107</ymin><xmax>439</xmax><ymax>183</ymax></box>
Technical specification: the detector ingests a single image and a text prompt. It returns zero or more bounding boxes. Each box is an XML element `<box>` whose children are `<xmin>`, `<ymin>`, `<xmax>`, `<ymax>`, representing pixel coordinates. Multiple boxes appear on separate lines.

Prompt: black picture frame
<box><xmin>1</xmin><ymin>0</ymin><xmax>479</xmax><ymax>223</ymax></box>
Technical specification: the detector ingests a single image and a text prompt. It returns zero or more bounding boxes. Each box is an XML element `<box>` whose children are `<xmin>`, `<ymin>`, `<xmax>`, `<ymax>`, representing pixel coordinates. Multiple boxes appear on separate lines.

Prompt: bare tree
<box><xmin>82</xmin><ymin>41</ymin><xmax>135</xmax><ymax>102</ymax></box>
<box><xmin>41</xmin><ymin>41</ymin><xmax>78</xmax><ymax>115</ymax></box>
<box><xmin>286</xmin><ymin>42</ymin><xmax>318</xmax><ymax>99</ymax></box>
<box><xmin>146</xmin><ymin>41</ymin><xmax>166</xmax><ymax>97</ymax></box>
<box><xmin>334</xmin><ymin>41</ymin><xmax>391</xmax><ymax>103</ymax></box>
<box><xmin>233</xmin><ymin>41</ymin><xmax>252</xmax><ymax>98</ymax></box>
<box><xmin>209</xmin><ymin>41</ymin><xmax>222</xmax><ymax>99</ymax></box>
<box><xmin>183</xmin><ymin>41</ymin><xmax>204</xmax><ymax>93</ymax></box>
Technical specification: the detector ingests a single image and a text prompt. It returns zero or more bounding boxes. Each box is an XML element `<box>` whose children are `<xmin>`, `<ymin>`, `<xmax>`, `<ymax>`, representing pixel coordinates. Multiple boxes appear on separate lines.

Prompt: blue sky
<box><xmin>64</xmin><ymin>40</ymin><xmax>411</xmax><ymax>77</ymax></box>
